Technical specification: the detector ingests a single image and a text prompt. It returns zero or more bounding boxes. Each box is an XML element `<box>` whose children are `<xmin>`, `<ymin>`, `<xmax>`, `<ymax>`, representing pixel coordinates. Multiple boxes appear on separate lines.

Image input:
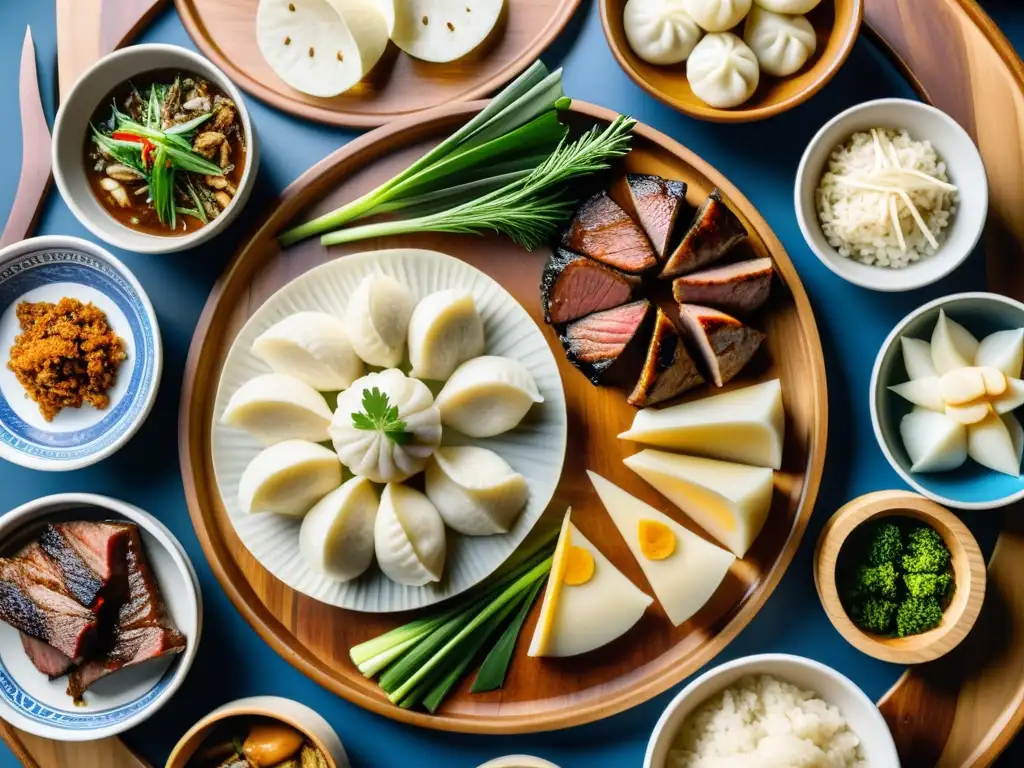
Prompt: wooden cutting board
<box><xmin>1</xmin><ymin>722</ymin><xmax>150</xmax><ymax>768</ymax></box>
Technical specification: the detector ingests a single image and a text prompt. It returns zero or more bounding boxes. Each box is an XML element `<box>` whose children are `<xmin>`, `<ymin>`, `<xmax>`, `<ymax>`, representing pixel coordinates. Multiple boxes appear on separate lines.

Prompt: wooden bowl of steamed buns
<box><xmin>599</xmin><ymin>0</ymin><xmax>863</xmax><ymax>122</ymax></box>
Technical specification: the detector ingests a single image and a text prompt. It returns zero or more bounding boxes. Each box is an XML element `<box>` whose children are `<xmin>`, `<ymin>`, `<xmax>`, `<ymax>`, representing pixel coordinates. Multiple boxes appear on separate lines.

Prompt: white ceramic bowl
<box><xmin>0</xmin><ymin>236</ymin><xmax>162</xmax><ymax>471</ymax></box>
<box><xmin>0</xmin><ymin>493</ymin><xmax>202</xmax><ymax>741</ymax></box>
<box><xmin>870</xmin><ymin>292</ymin><xmax>1024</xmax><ymax>510</ymax></box>
<box><xmin>795</xmin><ymin>98</ymin><xmax>987</xmax><ymax>291</ymax></box>
<box><xmin>477</xmin><ymin>758</ymin><xmax>560</xmax><ymax>768</ymax></box>
<box><xmin>644</xmin><ymin>654</ymin><xmax>899</xmax><ymax>768</ymax></box>
<box><xmin>166</xmin><ymin>696</ymin><xmax>349</xmax><ymax>768</ymax></box>
<box><xmin>53</xmin><ymin>44</ymin><xmax>259</xmax><ymax>254</ymax></box>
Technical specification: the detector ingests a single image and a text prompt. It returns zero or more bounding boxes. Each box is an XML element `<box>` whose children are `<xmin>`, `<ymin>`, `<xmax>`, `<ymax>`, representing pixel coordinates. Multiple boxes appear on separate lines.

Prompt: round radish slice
<box><xmin>257</xmin><ymin>0</ymin><xmax>390</xmax><ymax>97</ymax></box>
<box><xmin>391</xmin><ymin>0</ymin><xmax>504</xmax><ymax>63</ymax></box>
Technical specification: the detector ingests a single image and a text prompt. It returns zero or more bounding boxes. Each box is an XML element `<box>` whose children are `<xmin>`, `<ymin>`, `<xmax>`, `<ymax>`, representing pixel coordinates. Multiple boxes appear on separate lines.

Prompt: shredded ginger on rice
<box><xmin>816</xmin><ymin>128</ymin><xmax>957</xmax><ymax>268</ymax></box>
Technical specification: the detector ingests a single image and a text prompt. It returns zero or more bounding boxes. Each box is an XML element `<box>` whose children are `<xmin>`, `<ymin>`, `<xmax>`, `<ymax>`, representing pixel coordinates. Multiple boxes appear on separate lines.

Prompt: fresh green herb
<box><xmin>839</xmin><ymin>519</ymin><xmax>954</xmax><ymax>637</ymax></box>
<box><xmin>350</xmin><ymin>387</ymin><xmax>413</xmax><ymax>445</ymax></box>
<box><xmin>279</xmin><ymin>62</ymin><xmax>567</xmax><ymax>246</ymax></box>
<box><xmin>472</xmin><ymin>577</ymin><xmax>545</xmax><ymax>693</ymax></box>
<box><xmin>350</xmin><ymin>531</ymin><xmax>557</xmax><ymax>712</ymax></box>
<box><xmin>319</xmin><ymin>115</ymin><xmax>636</xmax><ymax>251</ymax></box>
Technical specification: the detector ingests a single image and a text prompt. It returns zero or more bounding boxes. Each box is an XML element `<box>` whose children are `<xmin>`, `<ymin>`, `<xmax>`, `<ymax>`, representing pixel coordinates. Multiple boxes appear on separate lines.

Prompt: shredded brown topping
<box><xmin>7</xmin><ymin>298</ymin><xmax>127</xmax><ymax>422</ymax></box>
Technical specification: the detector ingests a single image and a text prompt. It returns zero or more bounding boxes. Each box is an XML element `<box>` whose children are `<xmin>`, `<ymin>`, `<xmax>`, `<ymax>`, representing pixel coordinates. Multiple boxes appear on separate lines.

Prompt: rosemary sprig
<box><xmin>320</xmin><ymin>115</ymin><xmax>637</xmax><ymax>250</ymax></box>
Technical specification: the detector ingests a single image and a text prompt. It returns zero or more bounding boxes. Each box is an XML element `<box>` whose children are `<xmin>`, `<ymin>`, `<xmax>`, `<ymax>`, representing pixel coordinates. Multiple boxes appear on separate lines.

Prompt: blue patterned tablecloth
<box><xmin>0</xmin><ymin>1</ymin><xmax>1021</xmax><ymax>765</ymax></box>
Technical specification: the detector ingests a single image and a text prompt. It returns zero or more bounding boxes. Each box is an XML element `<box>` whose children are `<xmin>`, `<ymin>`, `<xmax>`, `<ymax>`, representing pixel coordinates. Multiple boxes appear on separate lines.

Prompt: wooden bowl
<box><xmin>165</xmin><ymin>696</ymin><xmax>348</xmax><ymax>768</ymax></box>
<box><xmin>813</xmin><ymin>490</ymin><xmax>986</xmax><ymax>664</ymax></box>
<box><xmin>599</xmin><ymin>0</ymin><xmax>863</xmax><ymax>122</ymax></box>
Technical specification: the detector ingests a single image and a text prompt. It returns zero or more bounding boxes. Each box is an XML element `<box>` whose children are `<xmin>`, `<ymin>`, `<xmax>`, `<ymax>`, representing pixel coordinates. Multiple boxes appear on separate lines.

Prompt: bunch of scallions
<box><xmin>278</xmin><ymin>62</ymin><xmax>637</xmax><ymax>250</ymax></box>
<box><xmin>90</xmin><ymin>81</ymin><xmax>224</xmax><ymax>229</ymax></box>
<box><xmin>350</xmin><ymin>527</ymin><xmax>558</xmax><ymax>712</ymax></box>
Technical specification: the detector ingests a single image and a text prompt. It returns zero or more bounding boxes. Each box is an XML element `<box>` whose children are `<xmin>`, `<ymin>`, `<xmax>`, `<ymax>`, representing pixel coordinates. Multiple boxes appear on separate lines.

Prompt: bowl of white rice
<box><xmin>795</xmin><ymin>98</ymin><xmax>987</xmax><ymax>292</ymax></box>
<box><xmin>644</xmin><ymin>654</ymin><xmax>900</xmax><ymax>768</ymax></box>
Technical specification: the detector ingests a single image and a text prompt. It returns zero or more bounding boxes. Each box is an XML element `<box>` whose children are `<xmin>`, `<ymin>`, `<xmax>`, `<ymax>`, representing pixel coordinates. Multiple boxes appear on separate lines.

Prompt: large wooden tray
<box><xmin>174</xmin><ymin>0</ymin><xmax>582</xmax><ymax>128</ymax></box>
<box><xmin>864</xmin><ymin>0</ymin><xmax>1024</xmax><ymax>765</ymax></box>
<box><xmin>179</xmin><ymin>101</ymin><xmax>828</xmax><ymax>733</ymax></box>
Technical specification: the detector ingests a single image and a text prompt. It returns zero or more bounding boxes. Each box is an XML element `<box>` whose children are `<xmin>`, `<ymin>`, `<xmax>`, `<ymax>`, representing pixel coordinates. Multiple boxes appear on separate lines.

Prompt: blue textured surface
<box><xmin>0</xmin><ymin>1</ymin><xmax>1021</xmax><ymax>766</ymax></box>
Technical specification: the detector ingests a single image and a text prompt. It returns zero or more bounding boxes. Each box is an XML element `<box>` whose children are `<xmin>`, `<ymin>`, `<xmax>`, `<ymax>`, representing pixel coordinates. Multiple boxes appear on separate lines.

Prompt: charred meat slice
<box><xmin>560</xmin><ymin>191</ymin><xmax>658</xmax><ymax>274</ymax></box>
<box><xmin>660</xmin><ymin>189</ymin><xmax>748</xmax><ymax>279</ymax></box>
<box><xmin>0</xmin><ymin>544</ymin><xmax>98</xmax><ymax>660</ymax></box>
<box><xmin>67</xmin><ymin>528</ymin><xmax>185</xmax><ymax>699</ymax></box>
<box><xmin>20</xmin><ymin>632</ymin><xmax>73</xmax><ymax>678</ymax></box>
<box><xmin>627</xmin><ymin>309</ymin><xmax>705</xmax><ymax>407</ymax></box>
<box><xmin>541</xmin><ymin>248</ymin><xmax>640</xmax><ymax>325</ymax></box>
<box><xmin>561</xmin><ymin>299</ymin><xmax>653</xmax><ymax>385</ymax></box>
<box><xmin>620</xmin><ymin>174</ymin><xmax>688</xmax><ymax>259</ymax></box>
<box><xmin>39</xmin><ymin>521</ymin><xmax>132</xmax><ymax>611</ymax></box>
<box><xmin>679</xmin><ymin>304</ymin><xmax>765</xmax><ymax>387</ymax></box>
<box><xmin>672</xmin><ymin>258</ymin><xmax>773</xmax><ymax>315</ymax></box>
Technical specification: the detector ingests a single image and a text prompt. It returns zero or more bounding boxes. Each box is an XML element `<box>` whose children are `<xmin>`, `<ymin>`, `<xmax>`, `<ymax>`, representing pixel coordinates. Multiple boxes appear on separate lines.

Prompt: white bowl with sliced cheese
<box><xmin>795</xmin><ymin>98</ymin><xmax>987</xmax><ymax>292</ymax></box>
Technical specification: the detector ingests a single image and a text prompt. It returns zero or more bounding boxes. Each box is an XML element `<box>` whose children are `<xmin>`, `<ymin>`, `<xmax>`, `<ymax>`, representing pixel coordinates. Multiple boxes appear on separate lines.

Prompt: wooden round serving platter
<box><xmin>173</xmin><ymin>0</ymin><xmax>582</xmax><ymax>128</ymax></box>
<box><xmin>179</xmin><ymin>100</ymin><xmax>828</xmax><ymax>733</ymax></box>
<box><xmin>863</xmin><ymin>0</ymin><xmax>1024</xmax><ymax>765</ymax></box>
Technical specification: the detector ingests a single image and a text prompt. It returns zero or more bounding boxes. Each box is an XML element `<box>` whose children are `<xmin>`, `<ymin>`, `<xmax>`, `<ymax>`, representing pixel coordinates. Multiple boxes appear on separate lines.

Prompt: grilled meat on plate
<box><xmin>560</xmin><ymin>299</ymin><xmax>653</xmax><ymax>385</ymax></box>
<box><xmin>541</xmin><ymin>248</ymin><xmax>640</xmax><ymax>325</ymax></box>
<box><xmin>560</xmin><ymin>190</ymin><xmax>658</xmax><ymax>274</ymax></box>
<box><xmin>618</xmin><ymin>174</ymin><xmax>688</xmax><ymax>259</ymax></box>
<box><xmin>628</xmin><ymin>308</ymin><xmax>705</xmax><ymax>407</ymax></box>
<box><xmin>672</xmin><ymin>257</ymin><xmax>773</xmax><ymax>316</ymax></box>
<box><xmin>678</xmin><ymin>304</ymin><xmax>765</xmax><ymax>387</ymax></box>
<box><xmin>661</xmin><ymin>189</ymin><xmax>748</xmax><ymax>279</ymax></box>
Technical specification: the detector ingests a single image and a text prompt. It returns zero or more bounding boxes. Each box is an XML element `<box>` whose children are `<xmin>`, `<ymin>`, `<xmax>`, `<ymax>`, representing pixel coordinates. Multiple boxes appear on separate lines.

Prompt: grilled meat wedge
<box><xmin>541</xmin><ymin>248</ymin><xmax>640</xmax><ymax>325</ymax></box>
<box><xmin>561</xmin><ymin>299</ymin><xmax>653</xmax><ymax>385</ymax></box>
<box><xmin>628</xmin><ymin>308</ymin><xmax>705</xmax><ymax>407</ymax></box>
<box><xmin>661</xmin><ymin>189</ymin><xmax>748</xmax><ymax>279</ymax></box>
<box><xmin>672</xmin><ymin>257</ymin><xmax>772</xmax><ymax>315</ymax></box>
<box><xmin>560</xmin><ymin>190</ymin><xmax>658</xmax><ymax>274</ymax></box>
<box><xmin>678</xmin><ymin>304</ymin><xmax>765</xmax><ymax>387</ymax></box>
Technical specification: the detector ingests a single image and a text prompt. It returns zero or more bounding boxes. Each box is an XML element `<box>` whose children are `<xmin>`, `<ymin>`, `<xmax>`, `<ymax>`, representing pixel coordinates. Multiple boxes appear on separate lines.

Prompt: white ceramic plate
<box><xmin>0</xmin><ymin>494</ymin><xmax>202</xmax><ymax>741</ymax></box>
<box><xmin>212</xmin><ymin>248</ymin><xmax>567</xmax><ymax>612</ymax></box>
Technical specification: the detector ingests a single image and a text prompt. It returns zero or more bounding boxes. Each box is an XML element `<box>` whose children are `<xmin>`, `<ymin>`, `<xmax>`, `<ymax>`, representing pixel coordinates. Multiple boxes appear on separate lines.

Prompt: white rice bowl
<box><xmin>667</xmin><ymin>674</ymin><xmax>866</xmax><ymax>767</ymax></box>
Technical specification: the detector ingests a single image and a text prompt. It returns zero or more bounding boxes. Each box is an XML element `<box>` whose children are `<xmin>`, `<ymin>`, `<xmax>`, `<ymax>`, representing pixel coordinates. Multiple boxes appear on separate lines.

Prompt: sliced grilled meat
<box><xmin>541</xmin><ymin>248</ymin><xmax>640</xmax><ymax>325</ymax></box>
<box><xmin>679</xmin><ymin>304</ymin><xmax>765</xmax><ymax>387</ymax></box>
<box><xmin>560</xmin><ymin>190</ymin><xmax>658</xmax><ymax>274</ymax></box>
<box><xmin>627</xmin><ymin>309</ymin><xmax>705</xmax><ymax>407</ymax></box>
<box><xmin>67</xmin><ymin>528</ymin><xmax>185</xmax><ymax>700</ymax></box>
<box><xmin>660</xmin><ymin>189</ymin><xmax>748</xmax><ymax>279</ymax></box>
<box><xmin>672</xmin><ymin>258</ymin><xmax>773</xmax><ymax>315</ymax></box>
<box><xmin>20</xmin><ymin>632</ymin><xmax>73</xmax><ymax>678</ymax></box>
<box><xmin>619</xmin><ymin>174</ymin><xmax>688</xmax><ymax>259</ymax></box>
<box><xmin>561</xmin><ymin>299</ymin><xmax>653</xmax><ymax>385</ymax></box>
<box><xmin>39</xmin><ymin>521</ymin><xmax>132</xmax><ymax>611</ymax></box>
<box><xmin>0</xmin><ymin>544</ymin><xmax>98</xmax><ymax>660</ymax></box>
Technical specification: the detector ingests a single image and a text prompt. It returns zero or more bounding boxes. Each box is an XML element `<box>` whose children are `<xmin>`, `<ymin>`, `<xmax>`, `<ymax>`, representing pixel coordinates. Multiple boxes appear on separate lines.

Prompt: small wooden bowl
<box><xmin>599</xmin><ymin>0</ymin><xmax>863</xmax><ymax>122</ymax></box>
<box><xmin>813</xmin><ymin>490</ymin><xmax>986</xmax><ymax>664</ymax></box>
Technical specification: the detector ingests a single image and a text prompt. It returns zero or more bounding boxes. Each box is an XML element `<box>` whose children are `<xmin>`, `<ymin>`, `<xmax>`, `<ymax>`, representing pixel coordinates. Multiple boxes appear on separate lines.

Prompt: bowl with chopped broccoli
<box><xmin>814</xmin><ymin>490</ymin><xmax>986</xmax><ymax>664</ymax></box>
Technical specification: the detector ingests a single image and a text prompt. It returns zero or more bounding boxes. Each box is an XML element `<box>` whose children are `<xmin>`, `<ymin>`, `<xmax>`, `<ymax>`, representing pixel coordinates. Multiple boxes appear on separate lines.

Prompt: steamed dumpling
<box><xmin>687</xmin><ymin>33</ymin><xmax>760</xmax><ymax>109</ymax></box>
<box><xmin>434</xmin><ymin>356</ymin><xmax>544</xmax><ymax>438</ymax></box>
<box><xmin>330</xmin><ymin>369</ymin><xmax>442</xmax><ymax>483</ymax></box>
<box><xmin>623</xmin><ymin>0</ymin><xmax>703</xmax><ymax>65</ymax></box>
<box><xmin>374</xmin><ymin>483</ymin><xmax>446</xmax><ymax>586</ymax></box>
<box><xmin>682</xmin><ymin>0</ymin><xmax>752</xmax><ymax>32</ymax></box>
<box><xmin>753</xmin><ymin>0</ymin><xmax>821</xmax><ymax>13</ymax></box>
<box><xmin>252</xmin><ymin>312</ymin><xmax>364</xmax><ymax>391</ymax></box>
<box><xmin>222</xmin><ymin>373</ymin><xmax>333</xmax><ymax>444</ymax></box>
<box><xmin>238</xmin><ymin>439</ymin><xmax>343</xmax><ymax>516</ymax></box>
<box><xmin>425</xmin><ymin>446</ymin><xmax>529</xmax><ymax>535</ymax></box>
<box><xmin>346</xmin><ymin>274</ymin><xmax>415</xmax><ymax>367</ymax></box>
<box><xmin>408</xmin><ymin>289</ymin><xmax>485</xmax><ymax>380</ymax></box>
<box><xmin>299</xmin><ymin>476</ymin><xmax>379</xmax><ymax>582</ymax></box>
<box><xmin>743</xmin><ymin>7</ymin><xmax>815</xmax><ymax>77</ymax></box>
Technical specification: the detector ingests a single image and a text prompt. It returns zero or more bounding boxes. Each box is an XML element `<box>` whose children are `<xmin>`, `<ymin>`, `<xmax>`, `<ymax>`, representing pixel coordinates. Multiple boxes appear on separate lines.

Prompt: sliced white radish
<box><xmin>968</xmin><ymin>410</ymin><xmax>1021</xmax><ymax>477</ymax></box>
<box><xmin>391</xmin><ymin>0</ymin><xmax>504</xmax><ymax>63</ymax></box>
<box><xmin>889</xmin><ymin>377</ymin><xmax>943</xmax><ymax>412</ymax></box>
<box><xmin>976</xmin><ymin>328</ymin><xmax>1024</xmax><ymax>378</ymax></box>
<box><xmin>900</xmin><ymin>337</ymin><xmax>937</xmax><ymax>380</ymax></box>
<box><xmin>900</xmin><ymin>408</ymin><xmax>966</xmax><ymax>473</ymax></box>
<box><xmin>257</xmin><ymin>0</ymin><xmax>389</xmax><ymax>98</ymax></box>
<box><xmin>930</xmin><ymin>310</ymin><xmax>978</xmax><ymax>374</ymax></box>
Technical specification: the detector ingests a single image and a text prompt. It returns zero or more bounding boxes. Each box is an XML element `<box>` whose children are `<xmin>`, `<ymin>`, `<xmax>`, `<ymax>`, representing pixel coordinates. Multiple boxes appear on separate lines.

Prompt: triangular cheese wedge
<box><xmin>619</xmin><ymin>379</ymin><xmax>784</xmax><ymax>469</ymax></box>
<box><xmin>588</xmin><ymin>472</ymin><xmax>734</xmax><ymax>626</ymax></box>
<box><xmin>528</xmin><ymin>511</ymin><xmax>651</xmax><ymax>658</ymax></box>
<box><xmin>623</xmin><ymin>450</ymin><xmax>773</xmax><ymax>558</ymax></box>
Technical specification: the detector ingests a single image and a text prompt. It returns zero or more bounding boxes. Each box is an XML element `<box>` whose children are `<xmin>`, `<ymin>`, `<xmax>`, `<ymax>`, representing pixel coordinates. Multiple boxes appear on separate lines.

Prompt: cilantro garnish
<box><xmin>351</xmin><ymin>387</ymin><xmax>413</xmax><ymax>445</ymax></box>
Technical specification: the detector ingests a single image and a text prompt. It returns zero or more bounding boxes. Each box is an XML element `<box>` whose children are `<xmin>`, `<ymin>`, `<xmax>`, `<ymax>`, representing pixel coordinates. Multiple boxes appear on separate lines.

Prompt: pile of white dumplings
<box><xmin>623</xmin><ymin>0</ymin><xmax>825</xmax><ymax>108</ymax></box>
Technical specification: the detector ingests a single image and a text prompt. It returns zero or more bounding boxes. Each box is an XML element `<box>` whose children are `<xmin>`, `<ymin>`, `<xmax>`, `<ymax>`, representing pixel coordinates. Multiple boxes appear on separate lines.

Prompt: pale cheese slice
<box><xmin>528</xmin><ymin>511</ymin><xmax>651</xmax><ymax>658</ymax></box>
<box><xmin>618</xmin><ymin>379</ymin><xmax>784</xmax><ymax>469</ymax></box>
<box><xmin>588</xmin><ymin>471</ymin><xmax>734</xmax><ymax>626</ymax></box>
<box><xmin>623</xmin><ymin>450</ymin><xmax>773</xmax><ymax>558</ymax></box>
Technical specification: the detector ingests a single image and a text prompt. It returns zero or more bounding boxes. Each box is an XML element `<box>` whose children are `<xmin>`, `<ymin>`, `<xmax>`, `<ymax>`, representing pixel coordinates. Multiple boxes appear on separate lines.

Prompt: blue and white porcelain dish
<box><xmin>0</xmin><ymin>493</ymin><xmax>202</xmax><ymax>741</ymax></box>
<box><xmin>0</xmin><ymin>236</ymin><xmax>161</xmax><ymax>471</ymax></box>
<box><xmin>871</xmin><ymin>292</ymin><xmax>1024</xmax><ymax>510</ymax></box>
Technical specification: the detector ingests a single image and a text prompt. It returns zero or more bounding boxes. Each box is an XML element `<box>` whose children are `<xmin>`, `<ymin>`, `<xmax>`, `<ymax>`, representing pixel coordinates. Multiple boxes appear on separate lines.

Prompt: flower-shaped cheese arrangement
<box><xmin>222</xmin><ymin>270</ymin><xmax>543</xmax><ymax>589</ymax></box>
<box><xmin>891</xmin><ymin>310</ymin><xmax>1024</xmax><ymax>477</ymax></box>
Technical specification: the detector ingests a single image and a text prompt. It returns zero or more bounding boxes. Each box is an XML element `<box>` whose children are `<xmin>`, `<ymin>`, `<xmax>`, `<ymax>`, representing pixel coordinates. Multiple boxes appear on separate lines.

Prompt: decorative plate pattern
<box><xmin>211</xmin><ymin>248</ymin><xmax>567</xmax><ymax>612</ymax></box>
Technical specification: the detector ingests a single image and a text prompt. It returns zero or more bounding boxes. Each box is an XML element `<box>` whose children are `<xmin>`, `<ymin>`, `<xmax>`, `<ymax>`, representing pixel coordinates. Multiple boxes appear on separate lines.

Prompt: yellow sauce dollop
<box><xmin>639</xmin><ymin>519</ymin><xmax>676</xmax><ymax>561</ymax></box>
<box><xmin>562</xmin><ymin>545</ymin><xmax>595</xmax><ymax>586</ymax></box>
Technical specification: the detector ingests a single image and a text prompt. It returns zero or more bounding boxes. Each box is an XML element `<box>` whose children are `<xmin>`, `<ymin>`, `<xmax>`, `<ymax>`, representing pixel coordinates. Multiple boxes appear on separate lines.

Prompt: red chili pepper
<box><xmin>111</xmin><ymin>131</ymin><xmax>155</xmax><ymax>170</ymax></box>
